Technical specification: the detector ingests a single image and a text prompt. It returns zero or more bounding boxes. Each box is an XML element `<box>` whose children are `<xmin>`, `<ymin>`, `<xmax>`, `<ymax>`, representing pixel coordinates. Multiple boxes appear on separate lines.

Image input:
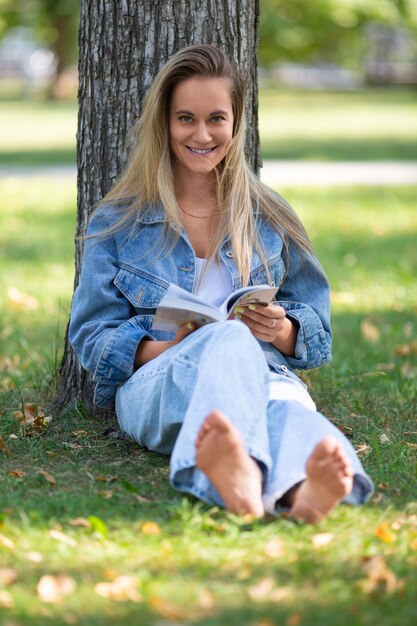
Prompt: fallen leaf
<box><xmin>264</xmin><ymin>538</ymin><xmax>285</xmax><ymax>558</ymax></box>
<box><xmin>0</xmin><ymin>436</ymin><xmax>12</xmax><ymax>457</ymax></box>
<box><xmin>37</xmin><ymin>574</ymin><xmax>76</xmax><ymax>603</ymax></box>
<box><xmin>98</xmin><ymin>489</ymin><xmax>115</xmax><ymax>499</ymax></box>
<box><xmin>8</xmin><ymin>286</ymin><xmax>38</xmax><ymax>310</ymax></box>
<box><xmin>149</xmin><ymin>596</ymin><xmax>186</xmax><ymax>620</ymax></box>
<box><xmin>94</xmin><ymin>575</ymin><xmax>141</xmax><ymax>602</ymax></box>
<box><xmin>69</xmin><ymin>517</ymin><xmax>91</xmax><ymax>528</ymax></box>
<box><xmin>141</xmin><ymin>521</ymin><xmax>161</xmax><ymax>536</ymax></box>
<box><xmin>248</xmin><ymin>577</ymin><xmax>275</xmax><ymax>601</ymax></box>
<box><xmin>0</xmin><ymin>589</ymin><xmax>15</xmax><ymax>608</ymax></box>
<box><xmin>135</xmin><ymin>494</ymin><xmax>151</xmax><ymax>503</ymax></box>
<box><xmin>96</xmin><ymin>475</ymin><xmax>118</xmax><ymax>483</ymax></box>
<box><xmin>361</xmin><ymin>556</ymin><xmax>402</xmax><ymax>593</ymax></box>
<box><xmin>49</xmin><ymin>529</ymin><xmax>77</xmax><ymax>547</ymax></box>
<box><xmin>0</xmin><ymin>568</ymin><xmax>18</xmax><ymax>585</ymax></box>
<box><xmin>13</xmin><ymin>403</ymin><xmax>52</xmax><ymax>430</ymax></box>
<box><xmin>379</xmin><ymin>434</ymin><xmax>390</xmax><ymax>445</ymax></box>
<box><xmin>0</xmin><ymin>534</ymin><xmax>15</xmax><ymax>550</ymax></box>
<box><xmin>395</xmin><ymin>344</ymin><xmax>410</xmax><ymax>357</ymax></box>
<box><xmin>39</xmin><ymin>470</ymin><xmax>56</xmax><ymax>485</ymax></box>
<box><xmin>26</xmin><ymin>551</ymin><xmax>43</xmax><ymax>563</ymax></box>
<box><xmin>375</xmin><ymin>523</ymin><xmax>396</xmax><ymax>543</ymax></box>
<box><xmin>355</xmin><ymin>443</ymin><xmax>371</xmax><ymax>457</ymax></box>
<box><xmin>8</xmin><ymin>470</ymin><xmax>27</xmax><ymax>478</ymax></box>
<box><xmin>361</xmin><ymin>318</ymin><xmax>380</xmax><ymax>343</ymax></box>
<box><xmin>312</xmin><ymin>533</ymin><xmax>334</xmax><ymax>549</ymax></box>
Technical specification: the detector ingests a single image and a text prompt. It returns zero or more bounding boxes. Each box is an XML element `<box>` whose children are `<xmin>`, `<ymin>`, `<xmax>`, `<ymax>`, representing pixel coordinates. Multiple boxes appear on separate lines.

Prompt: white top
<box><xmin>194</xmin><ymin>256</ymin><xmax>232</xmax><ymax>308</ymax></box>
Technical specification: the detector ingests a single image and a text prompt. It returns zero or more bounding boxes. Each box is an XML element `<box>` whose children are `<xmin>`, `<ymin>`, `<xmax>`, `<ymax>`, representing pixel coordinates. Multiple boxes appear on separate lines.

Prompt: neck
<box><xmin>174</xmin><ymin>165</ymin><xmax>217</xmax><ymax>203</ymax></box>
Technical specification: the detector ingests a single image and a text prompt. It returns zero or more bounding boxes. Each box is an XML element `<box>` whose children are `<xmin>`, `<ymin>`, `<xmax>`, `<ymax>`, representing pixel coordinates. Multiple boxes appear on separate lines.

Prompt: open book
<box><xmin>152</xmin><ymin>283</ymin><xmax>278</xmax><ymax>332</ymax></box>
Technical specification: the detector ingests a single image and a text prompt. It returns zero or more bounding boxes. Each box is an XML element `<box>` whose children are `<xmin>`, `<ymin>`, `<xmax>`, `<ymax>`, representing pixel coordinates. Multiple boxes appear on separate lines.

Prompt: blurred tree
<box><xmin>54</xmin><ymin>0</ymin><xmax>261</xmax><ymax>415</ymax></box>
<box><xmin>259</xmin><ymin>0</ymin><xmax>417</xmax><ymax>68</ymax></box>
<box><xmin>0</xmin><ymin>0</ymin><xmax>79</xmax><ymax>70</ymax></box>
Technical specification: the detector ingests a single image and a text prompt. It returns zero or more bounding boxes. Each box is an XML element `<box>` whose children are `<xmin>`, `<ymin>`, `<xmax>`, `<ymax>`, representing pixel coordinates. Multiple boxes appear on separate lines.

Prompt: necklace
<box><xmin>179</xmin><ymin>204</ymin><xmax>219</xmax><ymax>220</ymax></box>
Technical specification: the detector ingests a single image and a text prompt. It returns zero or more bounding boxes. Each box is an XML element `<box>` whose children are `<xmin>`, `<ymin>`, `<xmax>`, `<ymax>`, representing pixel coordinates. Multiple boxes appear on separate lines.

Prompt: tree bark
<box><xmin>54</xmin><ymin>0</ymin><xmax>260</xmax><ymax>417</ymax></box>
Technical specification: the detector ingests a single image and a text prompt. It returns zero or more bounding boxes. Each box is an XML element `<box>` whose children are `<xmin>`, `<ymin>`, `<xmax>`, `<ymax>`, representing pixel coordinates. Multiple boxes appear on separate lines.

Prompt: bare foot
<box><xmin>195</xmin><ymin>410</ymin><xmax>264</xmax><ymax>518</ymax></box>
<box><xmin>290</xmin><ymin>437</ymin><xmax>353</xmax><ymax>524</ymax></box>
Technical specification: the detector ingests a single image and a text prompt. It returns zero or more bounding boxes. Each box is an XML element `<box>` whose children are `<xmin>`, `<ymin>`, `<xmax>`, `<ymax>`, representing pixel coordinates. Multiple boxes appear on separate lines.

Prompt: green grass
<box><xmin>1</xmin><ymin>179</ymin><xmax>416</xmax><ymax>625</ymax></box>
<box><xmin>1</xmin><ymin>87</ymin><xmax>416</xmax><ymax>165</ymax></box>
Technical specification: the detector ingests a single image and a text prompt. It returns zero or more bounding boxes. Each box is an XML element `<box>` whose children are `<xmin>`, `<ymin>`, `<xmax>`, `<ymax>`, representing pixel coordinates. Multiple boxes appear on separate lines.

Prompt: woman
<box><xmin>70</xmin><ymin>44</ymin><xmax>373</xmax><ymax>523</ymax></box>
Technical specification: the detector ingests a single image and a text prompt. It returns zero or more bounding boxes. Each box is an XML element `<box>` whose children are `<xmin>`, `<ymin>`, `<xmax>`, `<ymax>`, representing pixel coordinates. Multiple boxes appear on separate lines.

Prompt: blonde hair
<box><xmin>96</xmin><ymin>44</ymin><xmax>313</xmax><ymax>285</ymax></box>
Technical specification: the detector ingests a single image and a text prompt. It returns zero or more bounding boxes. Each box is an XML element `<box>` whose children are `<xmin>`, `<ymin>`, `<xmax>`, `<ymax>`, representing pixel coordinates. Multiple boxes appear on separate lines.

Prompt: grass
<box><xmin>1</xmin><ymin>87</ymin><xmax>416</xmax><ymax>166</ymax></box>
<box><xmin>1</xmin><ymin>179</ymin><xmax>416</xmax><ymax>625</ymax></box>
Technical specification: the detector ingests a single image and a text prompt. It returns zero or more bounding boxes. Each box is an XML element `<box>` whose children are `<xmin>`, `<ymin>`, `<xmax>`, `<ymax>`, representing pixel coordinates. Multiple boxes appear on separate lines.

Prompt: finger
<box><xmin>175</xmin><ymin>321</ymin><xmax>197</xmax><ymax>342</ymax></box>
<box><xmin>239</xmin><ymin>304</ymin><xmax>285</xmax><ymax>320</ymax></box>
<box><xmin>240</xmin><ymin>311</ymin><xmax>285</xmax><ymax>332</ymax></box>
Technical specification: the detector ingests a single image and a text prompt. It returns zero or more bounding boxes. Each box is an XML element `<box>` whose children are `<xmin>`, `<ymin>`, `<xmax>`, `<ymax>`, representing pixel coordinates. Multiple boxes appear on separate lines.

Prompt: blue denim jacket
<box><xmin>69</xmin><ymin>202</ymin><xmax>332</xmax><ymax>407</ymax></box>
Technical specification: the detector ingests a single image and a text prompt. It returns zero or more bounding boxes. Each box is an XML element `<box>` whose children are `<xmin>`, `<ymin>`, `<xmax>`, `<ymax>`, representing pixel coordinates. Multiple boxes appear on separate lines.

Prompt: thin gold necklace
<box><xmin>178</xmin><ymin>204</ymin><xmax>218</xmax><ymax>220</ymax></box>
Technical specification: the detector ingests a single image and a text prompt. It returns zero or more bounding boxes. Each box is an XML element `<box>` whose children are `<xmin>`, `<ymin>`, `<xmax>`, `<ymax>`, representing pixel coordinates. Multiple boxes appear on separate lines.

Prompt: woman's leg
<box><xmin>116</xmin><ymin>321</ymin><xmax>273</xmax><ymax>513</ymax></box>
<box><xmin>262</xmin><ymin>373</ymin><xmax>374</xmax><ymax>521</ymax></box>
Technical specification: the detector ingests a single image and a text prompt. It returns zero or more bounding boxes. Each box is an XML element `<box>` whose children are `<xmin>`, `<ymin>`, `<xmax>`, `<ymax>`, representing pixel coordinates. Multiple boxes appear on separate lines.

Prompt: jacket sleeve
<box><xmin>276</xmin><ymin>240</ymin><xmax>332</xmax><ymax>370</ymax></box>
<box><xmin>69</xmin><ymin>211</ymin><xmax>153</xmax><ymax>388</ymax></box>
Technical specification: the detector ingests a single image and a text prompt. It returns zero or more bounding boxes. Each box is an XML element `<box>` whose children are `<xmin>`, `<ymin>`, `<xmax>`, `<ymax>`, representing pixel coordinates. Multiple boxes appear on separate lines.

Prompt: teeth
<box><xmin>189</xmin><ymin>147</ymin><xmax>213</xmax><ymax>154</ymax></box>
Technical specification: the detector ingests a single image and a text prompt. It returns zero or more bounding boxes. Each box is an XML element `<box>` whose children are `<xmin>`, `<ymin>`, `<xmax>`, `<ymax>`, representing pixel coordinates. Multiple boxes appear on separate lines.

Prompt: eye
<box><xmin>210</xmin><ymin>115</ymin><xmax>225</xmax><ymax>123</ymax></box>
<box><xmin>178</xmin><ymin>115</ymin><xmax>193</xmax><ymax>123</ymax></box>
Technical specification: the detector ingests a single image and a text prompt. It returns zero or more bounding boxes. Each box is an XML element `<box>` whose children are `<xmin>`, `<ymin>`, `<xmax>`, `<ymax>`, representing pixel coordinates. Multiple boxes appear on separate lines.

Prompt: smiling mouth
<box><xmin>187</xmin><ymin>146</ymin><xmax>216</xmax><ymax>155</ymax></box>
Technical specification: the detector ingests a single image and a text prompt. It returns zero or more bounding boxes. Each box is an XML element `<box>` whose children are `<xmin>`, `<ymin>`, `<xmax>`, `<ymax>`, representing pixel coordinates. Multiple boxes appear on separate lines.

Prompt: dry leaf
<box><xmin>149</xmin><ymin>596</ymin><xmax>186</xmax><ymax>620</ymax></box>
<box><xmin>248</xmin><ymin>577</ymin><xmax>290</xmax><ymax>603</ymax></box>
<box><xmin>141</xmin><ymin>521</ymin><xmax>161</xmax><ymax>536</ymax></box>
<box><xmin>96</xmin><ymin>475</ymin><xmax>118</xmax><ymax>483</ymax></box>
<box><xmin>94</xmin><ymin>575</ymin><xmax>142</xmax><ymax>602</ymax></box>
<box><xmin>49</xmin><ymin>529</ymin><xmax>77</xmax><ymax>547</ymax></box>
<box><xmin>37</xmin><ymin>574</ymin><xmax>76</xmax><ymax>603</ymax></box>
<box><xmin>13</xmin><ymin>403</ymin><xmax>52</xmax><ymax>429</ymax></box>
<box><xmin>69</xmin><ymin>517</ymin><xmax>91</xmax><ymax>528</ymax></box>
<box><xmin>39</xmin><ymin>470</ymin><xmax>56</xmax><ymax>485</ymax></box>
<box><xmin>8</xmin><ymin>469</ymin><xmax>27</xmax><ymax>478</ymax></box>
<box><xmin>26</xmin><ymin>551</ymin><xmax>43</xmax><ymax>563</ymax></box>
<box><xmin>248</xmin><ymin>577</ymin><xmax>275</xmax><ymax>601</ymax></box>
<box><xmin>0</xmin><ymin>589</ymin><xmax>15</xmax><ymax>608</ymax></box>
<box><xmin>98</xmin><ymin>489</ymin><xmax>115</xmax><ymax>499</ymax></box>
<box><xmin>0</xmin><ymin>534</ymin><xmax>15</xmax><ymax>550</ymax></box>
<box><xmin>287</xmin><ymin>614</ymin><xmax>302</xmax><ymax>626</ymax></box>
<box><xmin>379</xmin><ymin>434</ymin><xmax>390</xmax><ymax>445</ymax></box>
<box><xmin>375</xmin><ymin>523</ymin><xmax>396</xmax><ymax>543</ymax></box>
<box><xmin>355</xmin><ymin>443</ymin><xmax>371</xmax><ymax>457</ymax></box>
<box><xmin>8</xmin><ymin>286</ymin><xmax>38</xmax><ymax>310</ymax></box>
<box><xmin>264</xmin><ymin>538</ymin><xmax>285</xmax><ymax>558</ymax></box>
<box><xmin>0</xmin><ymin>436</ymin><xmax>12</xmax><ymax>457</ymax></box>
<box><xmin>312</xmin><ymin>533</ymin><xmax>334</xmax><ymax>549</ymax></box>
<box><xmin>135</xmin><ymin>494</ymin><xmax>151</xmax><ymax>503</ymax></box>
<box><xmin>361</xmin><ymin>318</ymin><xmax>380</xmax><ymax>343</ymax></box>
<box><xmin>0</xmin><ymin>568</ymin><xmax>18</xmax><ymax>585</ymax></box>
<box><xmin>361</xmin><ymin>556</ymin><xmax>402</xmax><ymax>593</ymax></box>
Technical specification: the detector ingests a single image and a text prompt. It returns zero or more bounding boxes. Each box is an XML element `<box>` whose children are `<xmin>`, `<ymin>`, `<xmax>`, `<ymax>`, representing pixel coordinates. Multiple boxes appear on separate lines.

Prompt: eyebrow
<box><xmin>174</xmin><ymin>109</ymin><xmax>229</xmax><ymax>116</ymax></box>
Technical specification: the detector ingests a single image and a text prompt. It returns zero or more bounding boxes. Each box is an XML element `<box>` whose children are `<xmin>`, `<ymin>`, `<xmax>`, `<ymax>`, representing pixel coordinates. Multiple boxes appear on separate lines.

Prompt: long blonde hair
<box><xmin>96</xmin><ymin>44</ymin><xmax>313</xmax><ymax>284</ymax></box>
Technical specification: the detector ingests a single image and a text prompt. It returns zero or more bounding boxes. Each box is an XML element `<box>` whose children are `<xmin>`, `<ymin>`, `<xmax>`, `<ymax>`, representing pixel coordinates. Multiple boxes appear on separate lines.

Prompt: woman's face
<box><xmin>169</xmin><ymin>76</ymin><xmax>234</xmax><ymax>177</ymax></box>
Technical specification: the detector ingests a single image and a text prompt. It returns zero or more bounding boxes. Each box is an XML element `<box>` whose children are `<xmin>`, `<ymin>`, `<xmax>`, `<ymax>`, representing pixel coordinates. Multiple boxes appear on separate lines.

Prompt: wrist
<box><xmin>271</xmin><ymin>317</ymin><xmax>298</xmax><ymax>357</ymax></box>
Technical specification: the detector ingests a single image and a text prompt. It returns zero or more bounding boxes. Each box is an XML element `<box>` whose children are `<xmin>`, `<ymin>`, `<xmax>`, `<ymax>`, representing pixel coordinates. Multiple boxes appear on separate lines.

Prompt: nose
<box><xmin>192</xmin><ymin>122</ymin><xmax>211</xmax><ymax>145</ymax></box>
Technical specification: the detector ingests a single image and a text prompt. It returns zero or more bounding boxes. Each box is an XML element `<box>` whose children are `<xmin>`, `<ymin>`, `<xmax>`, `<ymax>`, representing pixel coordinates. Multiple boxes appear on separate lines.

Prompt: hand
<box><xmin>234</xmin><ymin>303</ymin><xmax>297</xmax><ymax>356</ymax></box>
<box><xmin>135</xmin><ymin>322</ymin><xmax>198</xmax><ymax>367</ymax></box>
<box><xmin>170</xmin><ymin>321</ymin><xmax>198</xmax><ymax>346</ymax></box>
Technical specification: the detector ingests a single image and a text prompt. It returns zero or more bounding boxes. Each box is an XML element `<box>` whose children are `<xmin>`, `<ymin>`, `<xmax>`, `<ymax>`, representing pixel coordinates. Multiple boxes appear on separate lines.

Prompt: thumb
<box><xmin>174</xmin><ymin>321</ymin><xmax>197</xmax><ymax>344</ymax></box>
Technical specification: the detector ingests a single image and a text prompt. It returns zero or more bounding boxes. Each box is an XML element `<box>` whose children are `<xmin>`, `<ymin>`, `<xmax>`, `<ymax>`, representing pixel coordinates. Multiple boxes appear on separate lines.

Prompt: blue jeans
<box><xmin>115</xmin><ymin>321</ymin><xmax>373</xmax><ymax>514</ymax></box>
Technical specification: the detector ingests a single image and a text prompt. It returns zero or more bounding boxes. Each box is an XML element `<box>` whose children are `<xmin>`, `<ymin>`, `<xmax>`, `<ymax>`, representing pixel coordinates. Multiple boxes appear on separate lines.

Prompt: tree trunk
<box><xmin>54</xmin><ymin>0</ymin><xmax>260</xmax><ymax>417</ymax></box>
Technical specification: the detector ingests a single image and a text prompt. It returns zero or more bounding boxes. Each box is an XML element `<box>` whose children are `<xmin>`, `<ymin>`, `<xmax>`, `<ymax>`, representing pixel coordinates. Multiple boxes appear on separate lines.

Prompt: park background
<box><xmin>0</xmin><ymin>1</ymin><xmax>416</xmax><ymax>625</ymax></box>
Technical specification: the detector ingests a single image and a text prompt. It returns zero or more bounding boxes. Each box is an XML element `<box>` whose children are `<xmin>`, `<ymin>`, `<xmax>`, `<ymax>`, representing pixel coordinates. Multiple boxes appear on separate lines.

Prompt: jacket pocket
<box><xmin>114</xmin><ymin>265</ymin><xmax>170</xmax><ymax>309</ymax></box>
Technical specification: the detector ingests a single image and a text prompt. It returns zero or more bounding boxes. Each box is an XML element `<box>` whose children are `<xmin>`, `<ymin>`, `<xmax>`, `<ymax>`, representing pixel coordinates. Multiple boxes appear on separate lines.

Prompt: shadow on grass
<box><xmin>0</xmin><ymin>147</ymin><xmax>76</xmax><ymax>166</ymax></box>
<box><xmin>261</xmin><ymin>137</ymin><xmax>417</xmax><ymax>161</ymax></box>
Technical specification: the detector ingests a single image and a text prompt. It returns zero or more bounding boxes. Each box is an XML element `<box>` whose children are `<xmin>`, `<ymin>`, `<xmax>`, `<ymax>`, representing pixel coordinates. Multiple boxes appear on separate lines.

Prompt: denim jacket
<box><xmin>69</xmin><ymin>202</ymin><xmax>332</xmax><ymax>407</ymax></box>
